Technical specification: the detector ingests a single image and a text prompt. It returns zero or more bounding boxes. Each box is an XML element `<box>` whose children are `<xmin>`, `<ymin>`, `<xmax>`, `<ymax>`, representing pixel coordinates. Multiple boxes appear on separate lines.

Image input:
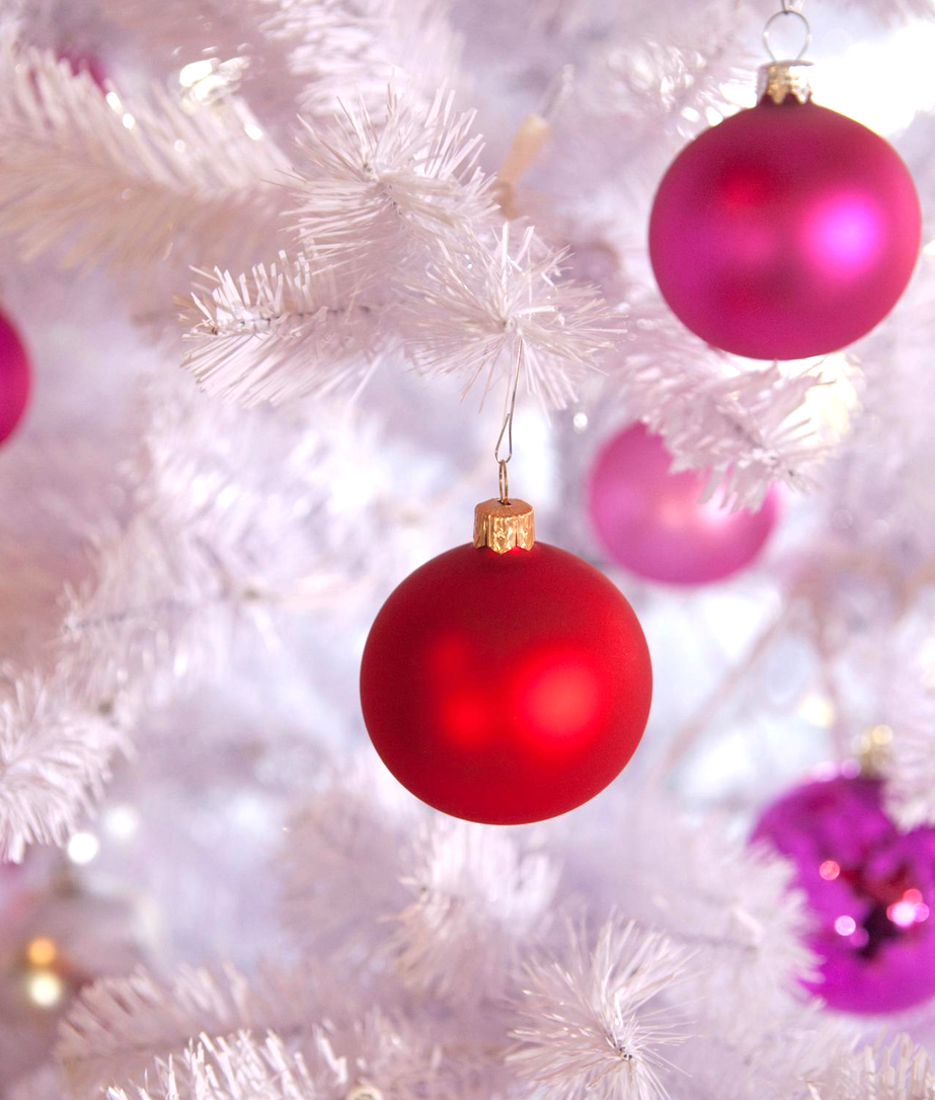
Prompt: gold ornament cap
<box><xmin>757</xmin><ymin>60</ymin><xmax>814</xmax><ymax>105</ymax></box>
<box><xmin>473</xmin><ymin>498</ymin><xmax>535</xmax><ymax>553</ymax></box>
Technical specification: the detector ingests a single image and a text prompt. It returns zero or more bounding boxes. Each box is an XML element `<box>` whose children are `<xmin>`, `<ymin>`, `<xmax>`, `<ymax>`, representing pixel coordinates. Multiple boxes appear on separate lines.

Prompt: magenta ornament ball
<box><xmin>0</xmin><ymin>310</ymin><xmax>29</xmax><ymax>447</ymax></box>
<box><xmin>649</xmin><ymin>98</ymin><xmax>921</xmax><ymax>360</ymax></box>
<box><xmin>752</xmin><ymin>773</ymin><xmax>935</xmax><ymax>1015</ymax></box>
<box><xmin>587</xmin><ymin>423</ymin><xmax>779</xmax><ymax>585</ymax></box>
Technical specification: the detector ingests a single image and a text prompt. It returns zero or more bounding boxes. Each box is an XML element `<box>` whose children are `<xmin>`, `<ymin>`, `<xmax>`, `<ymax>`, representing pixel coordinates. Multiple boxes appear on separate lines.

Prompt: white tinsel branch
<box><xmin>183</xmin><ymin>254</ymin><xmax>379</xmax><ymax>406</ymax></box>
<box><xmin>508</xmin><ymin>918</ymin><xmax>692</xmax><ymax>1100</ymax></box>
<box><xmin>288</xmin><ymin>87</ymin><xmax>494</xmax><ymax>291</ymax></box>
<box><xmin>401</xmin><ymin>223</ymin><xmax>615</xmax><ymax>408</ymax></box>
<box><xmin>0</xmin><ymin>30</ymin><xmax>291</xmax><ymax>273</ymax></box>
<box><xmin>260</xmin><ymin>0</ymin><xmax>463</xmax><ymax>122</ymax></box>
<box><xmin>609</xmin><ymin>309</ymin><xmax>846</xmax><ymax>508</ymax></box>
<box><xmin>0</xmin><ymin>670</ymin><xmax>126</xmax><ymax>862</ymax></box>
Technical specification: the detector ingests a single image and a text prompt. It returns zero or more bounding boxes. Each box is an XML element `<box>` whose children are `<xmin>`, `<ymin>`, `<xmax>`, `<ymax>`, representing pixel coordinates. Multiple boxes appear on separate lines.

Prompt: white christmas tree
<box><xmin>2</xmin><ymin>2</ymin><xmax>935</xmax><ymax>1099</ymax></box>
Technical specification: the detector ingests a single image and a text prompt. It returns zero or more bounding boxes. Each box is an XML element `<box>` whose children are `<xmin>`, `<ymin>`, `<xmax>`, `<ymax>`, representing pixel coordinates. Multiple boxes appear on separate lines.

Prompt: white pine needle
<box><xmin>260</xmin><ymin>0</ymin><xmax>464</xmax><ymax>122</ymax></box>
<box><xmin>389</xmin><ymin>819</ymin><xmax>559</xmax><ymax>1005</ymax></box>
<box><xmin>0</xmin><ymin>669</ymin><xmax>125</xmax><ymax>862</ymax></box>
<box><xmin>184</xmin><ymin>253</ymin><xmax>378</xmax><ymax>406</ymax></box>
<box><xmin>0</xmin><ymin>32</ymin><xmax>291</xmax><ymax>273</ymax></box>
<box><xmin>289</xmin><ymin>87</ymin><xmax>493</xmax><ymax>287</ymax></box>
<box><xmin>401</xmin><ymin>223</ymin><xmax>615</xmax><ymax>408</ymax></box>
<box><xmin>509</xmin><ymin>919</ymin><xmax>691</xmax><ymax>1100</ymax></box>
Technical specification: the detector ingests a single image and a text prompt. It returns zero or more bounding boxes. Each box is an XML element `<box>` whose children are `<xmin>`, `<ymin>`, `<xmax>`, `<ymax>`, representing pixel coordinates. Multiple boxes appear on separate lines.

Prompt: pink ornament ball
<box><xmin>0</xmin><ymin>310</ymin><xmax>30</xmax><ymax>447</ymax></box>
<box><xmin>650</xmin><ymin>97</ymin><xmax>921</xmax><ymax>360</ymax></box>
<box><xmin>752</xmin><ymin>773</ymin><xmax>935</xmax><ymax>1015</ymax></box>
<box><xmin>587</xmin><ymin>423</ymin><xmax>779</xmax><ymax>585</ymax></box>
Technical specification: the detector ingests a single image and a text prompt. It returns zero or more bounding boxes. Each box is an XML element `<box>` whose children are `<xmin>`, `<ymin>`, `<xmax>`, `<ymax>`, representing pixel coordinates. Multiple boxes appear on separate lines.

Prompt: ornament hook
<box><xmin>762</xmin><ymin>7</ymin><xmax>811</xmax><ymax>62</ymax></box>
<box><xmin>494</xmin><ymin>343</ymin><xmax>523</xmax><ymax>503</ymax></box>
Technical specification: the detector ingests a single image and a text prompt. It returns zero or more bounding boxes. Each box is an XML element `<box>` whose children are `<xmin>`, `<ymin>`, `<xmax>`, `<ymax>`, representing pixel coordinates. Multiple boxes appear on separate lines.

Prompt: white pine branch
<box><xmin>281</xmin><ymin>754</ymin><xmax>420</xmax><ymax>956</ymax></box>
<box><xmin>616</xmin><ymin>798</ymin><xmax>818</xmax><ymax>1011</ymax></box>
<box><xmin>59</xmin><ymin>964</ymin><xmax>319</xmax><ymax>1097</ymax></box>
<box><xmin>508</xmin><ymin>919</ymin><xmax>691</xmax><ymax>1100</ymax></box>
<box><xmin>182</xmin><ymin>253</ymin><xmax>379</xmax><ymax>406</ymax></box>
<box><xmin>810</xmin><ymin>1035</ymin><xmax>935</xmax><ymax>1100</ymax></box>
<box><xmin>288</xmin><ymin>87</ymin><xmax>494</xmax><ymax>289</ymax></box>
<box><xmin>0</xmin><ymin>32</ymin><xmax>291</xmax><ymax>273</ymax></box>
<box><xmin>0</xmin><ymin>669</ymin><xmax>126</xmax><ymax>862</ymax></box>
<box><xmin>259</xmin><ymin>0</ymin><xmax>463</xmax><ymax>122</ymax></box>
<box><xmin>401</xmin><ymin>223</ymin><xmax>615</xmax><ymax>408</ymax></box>
<box><xmin>610</xmin><ymin>310</ymin><xmax>846</xmax><ymax>508</ymax></box>
<box><xmin>389</xmin><ymin>819</ymin><xmax>559</xmax><ymax>1005</ymax></box>
<box><xmin>108</xmin><ymin>1034</ymin><xmax>317</xmax><ymax>1100</ymax></box>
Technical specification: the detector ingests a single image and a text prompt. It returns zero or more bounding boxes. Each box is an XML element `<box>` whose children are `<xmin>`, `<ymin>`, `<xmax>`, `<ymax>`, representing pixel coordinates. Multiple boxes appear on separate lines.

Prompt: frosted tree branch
<box><xmin>401</xmin><ymin>224</ymin><xmax>615</xmax><ymax>408</ymax></box>
<box><xmin>0</xmin><ymin>670</ymin><xmax>126</xmax><ymax>862</ymax></box>
<box><xmin>0</xmin><ymin>32</ymin><xmax>291</xmax><ymax>274</ymax></box>
<box><xmin>508</xmin><ymin>919</ymin><xmax>692</xmax><ymax>1100</ymax></box>
<box><xmin>183</xmin><ymin>254</ymin><xmax>379</xmax><ymax>406</ymax></box>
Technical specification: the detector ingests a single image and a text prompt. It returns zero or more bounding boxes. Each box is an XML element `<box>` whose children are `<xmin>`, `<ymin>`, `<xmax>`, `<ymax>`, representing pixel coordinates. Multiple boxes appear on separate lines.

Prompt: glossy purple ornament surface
<box><xmin>0</xmin><ymin>310</ymin><xmax>30</xmax><ymax>446</ymax></box>
<box><xmin>752</xmin><ymin>773</ymin><xmax>935</xmax><ymax>1015</ymax></box>
<box><xmin>650</xmin><ymin>98</ymin><xmax>921</xmax><ymax>360</ymax></box>
<box><xmin>587</xmin><ymin>423</ymin><xmax>779</xmax><ymax>585</ymax></box>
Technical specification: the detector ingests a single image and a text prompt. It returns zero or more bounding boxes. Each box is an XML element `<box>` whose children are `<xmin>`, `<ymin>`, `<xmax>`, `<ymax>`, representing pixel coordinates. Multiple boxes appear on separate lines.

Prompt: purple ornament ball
<box><xmin>752</xmin><ymin>773</ymin><xmax>935</xmax><ymax>1015</ymax></box>
<box><xmin>587</xmin><ymin>423</ymin><xmax>779</xmax><ymax>585</ymax></box>
<box><xmin>0</xmin><ymin>310</ymin><xmax>30</xmax><ymax>447</ymax></box>
<box><xmin>649</xmin><ymin>98</ymin><xmax>921</xmax><ymax>360</ymax></box>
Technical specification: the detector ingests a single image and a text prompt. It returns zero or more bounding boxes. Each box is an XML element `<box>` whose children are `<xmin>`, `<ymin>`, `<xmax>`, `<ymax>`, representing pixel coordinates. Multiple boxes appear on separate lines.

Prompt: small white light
<box><xmin>572</xmin><ymin>412</ymin><xmax>589</xmax><ymax>433</ymax></box>
<box><xmin>121</xmin><ymin>112</ymin><xmax>136</xmax><ymax>130</ymax></box>
<box><xmin>67</xmin><ymin>831</ymin><xmax>100</xmax><ymax>865</ymax></box>
<box><xmin>179</xmin><ymin>59</ymin><xmax>216</xmax><ymax>88</ymax></box>
<box><xmin>105</xmin><ymin>90</ymin><xmax>122</xmax><ymax>111</ymax></box>
<box><xmin>244</xmin><ymin>122</ymin><xmax>263</xmax><ymax>141</ymax></box>
<box><xmin>26</xmin><ymin>970</ymin><xmax>64</xmax><ymax>1008</ymax></box>
<box><xmin>834</xmin><ymin>915</ymin><xmax>857</xmax><ymax>937</ymax></box>
<box><xmin>104</xmin><ymin>804</ymin><xmax>140</xmax><ymax>841</ymax></box>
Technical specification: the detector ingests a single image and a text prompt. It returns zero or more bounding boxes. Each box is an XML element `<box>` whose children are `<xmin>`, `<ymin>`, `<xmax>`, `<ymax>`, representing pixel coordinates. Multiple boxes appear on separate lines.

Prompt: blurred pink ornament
<box><xmin>649</xmin><ymin>98</ymin><xmax>921</xmax><ymax>360</ymax></box>
<box><xmin>751</xmin><ymin>773</ymin><xmax>935</xmax><ymax>1015</ymax></box>
<box><xmin>587</xmin><ymin>423</ymin><xmax>779</xmax><ymax>585</ymax></box>
<box><xmin>0</xmin><ymin>309</ymin><xmax>30</xmax><ymax>447</ymax></box>
<box><xmin>58</xmin><ymin>52</ymin><xmax>107</xmax><ymax>90</ymax></box>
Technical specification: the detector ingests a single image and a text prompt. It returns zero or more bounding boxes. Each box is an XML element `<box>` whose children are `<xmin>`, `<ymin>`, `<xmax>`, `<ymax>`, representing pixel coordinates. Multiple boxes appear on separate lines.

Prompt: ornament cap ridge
<box><xmin>473</xmin><ymin>498</ymin><xmax>535</xmax><ymax>553</ymax></box>
<box><xmin>757</xmin><ymin>60</ymin><xmax>813</xmax><ymax>105</ymax></box>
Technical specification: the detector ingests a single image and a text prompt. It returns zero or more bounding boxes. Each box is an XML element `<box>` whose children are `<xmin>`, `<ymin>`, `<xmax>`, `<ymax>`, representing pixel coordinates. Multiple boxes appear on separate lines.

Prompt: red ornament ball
<box><xmin>360</xmin><ymin>540</ymin><xmax>652</xmax><ymax>824</ymax></box>
<box><xmin>650</xmin><ymin>97</ymin><xmax>921</xmax><ymax>360</ymax></box>
<box><xmin>0</xmin><ymin>310</ymin><xmax>30</xmax><ymax>446</ymax></box>
<box><xmin>588</xmin><ymin>423</ymin><xmax>780</xmax><ymax>585</ymax></box>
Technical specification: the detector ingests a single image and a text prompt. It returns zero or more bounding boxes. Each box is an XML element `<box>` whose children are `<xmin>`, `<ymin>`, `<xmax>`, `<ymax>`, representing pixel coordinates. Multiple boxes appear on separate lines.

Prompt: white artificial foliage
<box><xmin>59</xmin><ymin>965</ymin><xmax>294</xmax><ymax>1097</ymax></box>
<box><xmin>288</xmin><ymin>88</ymin><xmax>493</xmax><ymax>289</ymax></box>
<box><xmin>509</xmin><ymin>919</ymin><xmax>691</xmax><ymax>1100</ymax></box>
<box><xmin>389</xmin><ymin>819</ymin><xmax>559</xmax><ymax>1005</ymax></box>
<box><xmin>615</xmin><ymin>799</ymin><xmax>818</xmax><ymax>1011</ymax></box>
<box><xmin>280</xmin><ymin>755</ymin><xmax>421</xmax><ymax>958</ymax></box>
<box><xmin>401</xmin><ymin>223</ymin><xmax>615</xmax><ymax>408</ymax></box>
<box><xmin>259</xmin><ymin>0</ymin><xmax>463</xmax><ymax>122</ymax></box>
<box><xmin>810</xmin><ymin>1035</ymin><xmax>935</xmax><ymax>1100</ymax></box>
<box><xmin>108</xmin><ymin>1034</ymin><xmax>318</xmax><ymax>1100</ymax></box>
<box><xmin>184</xmin><ymin>254</ymin><xmax>377</xmax><ymax>406</ymax></box>
<box><xmin>3</xmin><ymin>0</ymin><xmax>935</xmax><ymax>1097</ymax></box>
<box><xmin>611</xmin><ymin>313</ymin><xmax>836</xmax><ymax>507</ymax></box>
<box><xmin>0</xmin><ymin>30</ymin><xmax>291</xmax><ymax>274</ymax></box>
<box><xmin>0</xmin><ymin>669</ymin><xmax>125</xmax><ymax>861</ymax></box>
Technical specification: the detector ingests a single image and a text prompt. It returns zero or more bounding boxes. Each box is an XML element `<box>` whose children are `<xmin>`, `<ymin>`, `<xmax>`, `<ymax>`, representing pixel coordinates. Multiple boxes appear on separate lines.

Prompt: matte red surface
<box><xmin>588</xmin><ymin>424</ymin><xmax>780</xmax><ymax>585</ymax></box>
<box><xmin>650</xmin><ymin>98</ymin><xmax>921</xmax><ymax>360</ymax></box>
<box><xmin>360</xmin><ymin>542</ymin><xmax>652</xmax><ymax>824</ymax></box>
<box><xmin>0</xmin><ymin>311</ymin><xmax>30</xmax><ymax>446</ymax></box>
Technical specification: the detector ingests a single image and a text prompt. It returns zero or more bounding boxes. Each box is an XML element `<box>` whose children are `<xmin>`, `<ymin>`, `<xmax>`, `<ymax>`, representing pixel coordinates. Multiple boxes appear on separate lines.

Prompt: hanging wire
<box><xmin>494</xmin><ymin>343</ymin><xmax>524</xmax><ymax>503</ymax></box>
<box><xmin>762</xmin><ymin>2</ymin><xmax>811</xmax><ymax>62</ymax></box>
